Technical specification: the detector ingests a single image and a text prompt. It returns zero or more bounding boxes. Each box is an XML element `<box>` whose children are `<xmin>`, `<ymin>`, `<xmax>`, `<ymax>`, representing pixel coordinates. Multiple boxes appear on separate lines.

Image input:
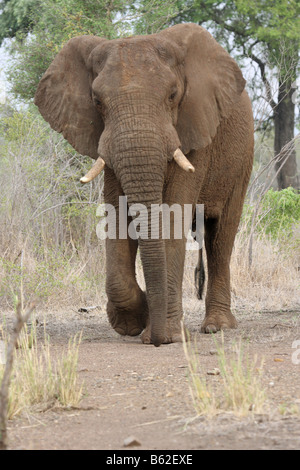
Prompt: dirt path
<box><xmin>4</xmin><ymin>307</ymin><xmax>300</xmax><ymax>450</ymax></box>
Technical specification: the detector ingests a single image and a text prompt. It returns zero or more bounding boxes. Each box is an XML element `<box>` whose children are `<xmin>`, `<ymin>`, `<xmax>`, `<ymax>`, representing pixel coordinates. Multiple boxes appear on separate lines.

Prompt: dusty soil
<box><xmin>3</xmin><ymin>304</ymin><xmax>300</xmax><ymax>450</ymax></box>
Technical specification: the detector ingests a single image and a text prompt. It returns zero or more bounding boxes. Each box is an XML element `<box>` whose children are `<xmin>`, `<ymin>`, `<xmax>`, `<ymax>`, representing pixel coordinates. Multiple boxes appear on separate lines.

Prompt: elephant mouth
<box><xmin>80</xmin><ymin>148</ymin><xmax>194</xmax><ymax>184</ymax></box>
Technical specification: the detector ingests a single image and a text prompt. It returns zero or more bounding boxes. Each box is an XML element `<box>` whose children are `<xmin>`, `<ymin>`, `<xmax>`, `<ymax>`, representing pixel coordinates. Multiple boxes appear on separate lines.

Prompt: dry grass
<box><xmin>182</xmin><ymin>329</ymin><xmax>268</xmax><ymax>418</ymax></box>
<box><xmin>231</xmin><ymin>230</ymin><xmax>300</xmax><ymax>312</ymax></box>
<box><xmin>183</xmin><ymin>225</ymin><xmax>299</xmax><ymax>315</ymax></box>
<box><xmin>0</xmin><ymin>321</ymin><xmax>83</xmax><ymax>419</ymax></box>
<box><xmin>0</xmin><ymin>111</ymin><xmax>106</xmax><ymax>309</ymax></box>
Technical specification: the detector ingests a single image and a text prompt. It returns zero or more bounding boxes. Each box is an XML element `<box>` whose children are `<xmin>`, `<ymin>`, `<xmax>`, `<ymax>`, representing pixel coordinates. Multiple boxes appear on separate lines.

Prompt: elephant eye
<box><xmin>92</xmin><ymin>93</ymin><xmax>102</xmax><ymax>109</ymax></box>
<box><xmin>169</xmin><ymin>90</ymin><xmax>177</xmax><ymax>102</ymax></box>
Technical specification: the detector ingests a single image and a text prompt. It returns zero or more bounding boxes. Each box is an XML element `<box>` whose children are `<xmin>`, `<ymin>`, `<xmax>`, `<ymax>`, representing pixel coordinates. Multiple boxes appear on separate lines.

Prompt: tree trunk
<box><xmin>274</xmin><ymin>77</ymin><xmax>299</xmax><ymax>190</ymax></box>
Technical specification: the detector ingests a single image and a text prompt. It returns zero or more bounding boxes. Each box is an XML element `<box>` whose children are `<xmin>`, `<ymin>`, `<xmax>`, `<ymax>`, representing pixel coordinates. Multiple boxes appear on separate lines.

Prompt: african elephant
<box><xmin>34</xmin><ymin>23</ymin><xmax>254</xmax><ymax>347</ymax></box>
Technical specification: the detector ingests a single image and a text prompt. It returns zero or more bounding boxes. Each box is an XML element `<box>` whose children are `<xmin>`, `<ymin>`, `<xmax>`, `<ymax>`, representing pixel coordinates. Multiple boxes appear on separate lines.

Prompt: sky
<box><xmin>0</xmin><ymin>42</ymin><xmax>9</xmax><ymax>104</ymax></box>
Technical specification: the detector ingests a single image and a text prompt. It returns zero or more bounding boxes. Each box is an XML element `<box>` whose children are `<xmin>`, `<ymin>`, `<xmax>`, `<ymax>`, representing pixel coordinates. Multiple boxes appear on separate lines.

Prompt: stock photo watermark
<box><xmin>96</xmin><ymin>196</ymin><xmax>204</xmax><ymax>250</ymax></box>
<box><xmin>292</xmin><ymin>340</ymin><xmax>300</xmax><ymax>365</ymax></box>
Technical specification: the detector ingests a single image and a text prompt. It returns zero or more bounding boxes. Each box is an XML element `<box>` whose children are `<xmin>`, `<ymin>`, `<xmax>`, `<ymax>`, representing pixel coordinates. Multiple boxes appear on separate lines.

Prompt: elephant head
<box><xmin>34</xmin><ymin>23</ymin><xmax>245</xmax><ymax>346</ymax></box>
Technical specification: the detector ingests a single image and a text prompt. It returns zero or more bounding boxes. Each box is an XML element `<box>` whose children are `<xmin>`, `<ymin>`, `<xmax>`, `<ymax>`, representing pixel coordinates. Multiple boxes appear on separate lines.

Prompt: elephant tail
<box><xmin>194</xmin><ymin>248</ymin><xmax>205</xmax><ymax>300</ymax></box>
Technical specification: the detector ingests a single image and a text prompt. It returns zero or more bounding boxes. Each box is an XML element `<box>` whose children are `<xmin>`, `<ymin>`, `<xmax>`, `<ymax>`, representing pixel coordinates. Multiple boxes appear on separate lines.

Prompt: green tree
<box><xmin>1</xmin><ymin>0</ymin><xmax>137</xmax><ymax>99</ymax></box>
<box><xmin>0</xmin><ymin>0</ymin><xmax>40</xmax><ymax>42</ymax></box>
<box><xmin>130</xmin><ymin>0</ymin><xmax>193</xmax><ymax>34</ymax></box>
<box><xmin>188</xmin><ymin>0</ymin><xmax>300</xmax><ymax>190</ymax></box>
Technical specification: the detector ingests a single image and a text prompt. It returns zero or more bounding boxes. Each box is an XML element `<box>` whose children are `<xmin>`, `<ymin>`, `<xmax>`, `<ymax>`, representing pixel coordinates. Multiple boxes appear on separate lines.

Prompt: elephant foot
<box><xmin>107</xmin><ymin>296</ymin><xmax>148</xmax><ymax>337</ymax></box>
<box><xmin>201</xmin><ymin>312</ymin><xmax>237</xmax><ymax>334</ymax></box>
<box><xmin>141</xmin><ymin>320</ymin><xmax>183</xmax><ymax>345</ymax></box>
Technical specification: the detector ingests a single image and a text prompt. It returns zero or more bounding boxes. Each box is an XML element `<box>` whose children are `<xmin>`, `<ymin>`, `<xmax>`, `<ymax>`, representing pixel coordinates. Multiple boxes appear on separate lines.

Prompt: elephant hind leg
<box><xmin>192</xmin><ymin>211</ymin><xmax>205</xmax><ymax>300</ymax></box>
<box><xmin>201</xmin><ymin>215</ymin><xmax>237</xmax><ymax>334</ymax></box>
<box><xmin>201</xmin><ymin>180</ymin><xmax>248</xmax><ymax>334</ymax></box>
<box><xmin>194</xmin><ymin>248</ymin><xmax>205</xmax><ymax>300</ymax></box>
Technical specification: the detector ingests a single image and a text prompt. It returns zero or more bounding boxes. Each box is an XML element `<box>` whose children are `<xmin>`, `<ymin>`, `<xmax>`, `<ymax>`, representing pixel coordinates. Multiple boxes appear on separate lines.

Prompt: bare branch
<box><xmin>247</xmin><ymin>134</ymin><xmax>299</xmax><ymax>267</ymax></box>
<box><xmin>197</xmin><ymin>2</ymin><xmax>250</xmax><ymax>38</ymax></box>
<box><xmin>247</xmin><ymin>51</ymin><xmax>277</xmax><ymax>110</ymax></box>
<box><xmin>248</xmin><ymin>134</ymin><xmax>300</xmax><ymax>196</ymax></box>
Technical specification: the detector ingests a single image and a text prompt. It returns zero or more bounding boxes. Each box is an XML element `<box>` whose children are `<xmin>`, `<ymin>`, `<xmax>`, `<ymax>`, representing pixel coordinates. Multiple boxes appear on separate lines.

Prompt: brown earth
<box><xmin>4</xmin><ymin>305</ymin><xmax>300</xmax><ymax>450</ymax></box>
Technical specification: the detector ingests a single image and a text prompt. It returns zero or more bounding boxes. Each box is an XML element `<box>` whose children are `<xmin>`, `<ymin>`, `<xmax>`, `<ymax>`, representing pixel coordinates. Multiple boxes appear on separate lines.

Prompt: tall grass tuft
<box><xmin>182</xmin><ymin>329</ymin><xmax>219</xmax><ymax>416</ymax></box>
<box><xmin>0</xmin><ymin>323</ymin><xmax>83</xmax><ymax>419</ymax></box>
<box><xmin>182</xmin><ymin>327</ymin><xmax>267</xmax><ymax>418</ymax></box>
<box><xmin>216</xmin><ymin>337</ymin><xmax>267</xmax><ymax>416</ymax></box>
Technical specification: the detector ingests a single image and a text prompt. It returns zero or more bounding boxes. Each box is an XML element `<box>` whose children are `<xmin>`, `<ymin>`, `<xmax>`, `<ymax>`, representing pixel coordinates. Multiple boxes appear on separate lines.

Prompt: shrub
<box><xmin>243</xmin><ymin>187</ymin><xmax>300</xmax><ymax>243</ymax></box>
<box><xmin>0</xmin><ymin>108</ymin><xmax>105</xmax><ymax>308</ymax></box>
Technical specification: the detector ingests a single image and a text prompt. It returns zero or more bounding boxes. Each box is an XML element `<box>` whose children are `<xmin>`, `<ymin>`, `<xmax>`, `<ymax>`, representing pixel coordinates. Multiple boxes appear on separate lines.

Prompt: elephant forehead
<box><xmin>91</xmin><ymin>36</ymin><xmax>183</xmax><ymax>75</ymax></box>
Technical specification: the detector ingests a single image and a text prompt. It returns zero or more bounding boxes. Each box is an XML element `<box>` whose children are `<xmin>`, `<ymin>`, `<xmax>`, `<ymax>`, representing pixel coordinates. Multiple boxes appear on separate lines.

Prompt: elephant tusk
<box><xmin>80</xmin><ymin>156</ymin><xmax>105</xmax><ymax>184</ymax></box>
<box><xmin>173</xmin><ymin>149</ymin><xmax>195</xmax><ymax>173</ymax></box>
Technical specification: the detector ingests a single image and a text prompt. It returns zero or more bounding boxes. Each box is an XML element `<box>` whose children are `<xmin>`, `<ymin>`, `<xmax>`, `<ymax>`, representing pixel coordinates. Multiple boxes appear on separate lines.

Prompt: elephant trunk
<box><xmin>138</xmin><ymin>236</ymin><xmax>168</xmax><ymax>347</ymax></box>
<box><xmin>114</xmin><ymin>136</ymin><xmax>168</xmax><ymax>346</ymax></box>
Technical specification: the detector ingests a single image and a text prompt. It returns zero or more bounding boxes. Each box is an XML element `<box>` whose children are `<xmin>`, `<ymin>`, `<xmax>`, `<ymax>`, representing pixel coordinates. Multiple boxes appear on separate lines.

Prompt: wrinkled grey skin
<box><xmin>34</xmin><ymin>24</ymin><xmax>254</xmax><ymax>347</ymax></box>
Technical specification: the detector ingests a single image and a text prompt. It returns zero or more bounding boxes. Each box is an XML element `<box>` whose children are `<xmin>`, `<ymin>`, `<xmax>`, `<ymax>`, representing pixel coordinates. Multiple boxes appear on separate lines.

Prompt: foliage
<box><xmin>243</xmin><ymin>187</ymin><xmax>300</xmax><ymax>242</ymax></box>
<box><xmin>131</xmin><ymin>0</ymin><xmax>193</xmax><ymax>35</ymax></box>
<box><xmin>4</xmin><ymin>0</ymin><xmax>134</xmax><ymax>100</ymax></box>
<box><xmin>258</xmin><ymin>187</ymin><xmax>300</xmax><ymax>241</ymax></box>
<box><xmin>6</xmin><ymin>33</ymin><xmax>58</xmax><ymax>101</ymax></box>
<box><xmin>0</xmin><ymin>0</ymin><xmax>131</xmax><ymax>43</ymax></box>
<box><xmin>0</xmin><ymin>0</ymin><xmax>40</xmax><ymax>43</ymax></box>
<box><xmin>192</xmin><ymin>1</ymin><xmax>300</xmax><ymax>59</ymax></box>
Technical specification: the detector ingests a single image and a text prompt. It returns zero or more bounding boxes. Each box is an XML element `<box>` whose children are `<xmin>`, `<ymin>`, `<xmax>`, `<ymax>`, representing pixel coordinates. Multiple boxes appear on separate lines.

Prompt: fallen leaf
<box><xmin>207</xmin><ymin>368</ymin><xmax>220</xmax><ymax>376</ymax></box>
<box><xmin>209</xmin><ymin>350</ymin><xmax>218</xmax><ymax>356</ymax></box>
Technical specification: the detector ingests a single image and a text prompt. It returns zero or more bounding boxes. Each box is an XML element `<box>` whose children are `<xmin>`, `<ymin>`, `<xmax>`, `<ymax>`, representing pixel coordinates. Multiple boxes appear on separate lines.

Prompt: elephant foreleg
<box><xmin>104</xmin><ymin>169</ymin><xmax>148</xmax><ymax>336</ymax></box>
<box><xmin>141</xmin><ymin>237</ymin><xmax>186</xmax><ymax>344</ymax></box>
<box><xmin>106</xmin><ymin>237</ymin><xmax>148</xmax><ymax>336</ymax></box>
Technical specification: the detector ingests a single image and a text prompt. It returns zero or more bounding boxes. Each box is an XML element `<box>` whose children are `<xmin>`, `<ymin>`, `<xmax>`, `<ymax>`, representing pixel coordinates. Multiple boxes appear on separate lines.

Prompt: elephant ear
<box><xmin>34</xmin><ymin>36</ymin><xmax>106</xmax><ymax>159</ymax></box>
<box><xmin>160</xmin><ymin>24</ymin><xmax>246</xmax><ymax>154</ymax></box>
